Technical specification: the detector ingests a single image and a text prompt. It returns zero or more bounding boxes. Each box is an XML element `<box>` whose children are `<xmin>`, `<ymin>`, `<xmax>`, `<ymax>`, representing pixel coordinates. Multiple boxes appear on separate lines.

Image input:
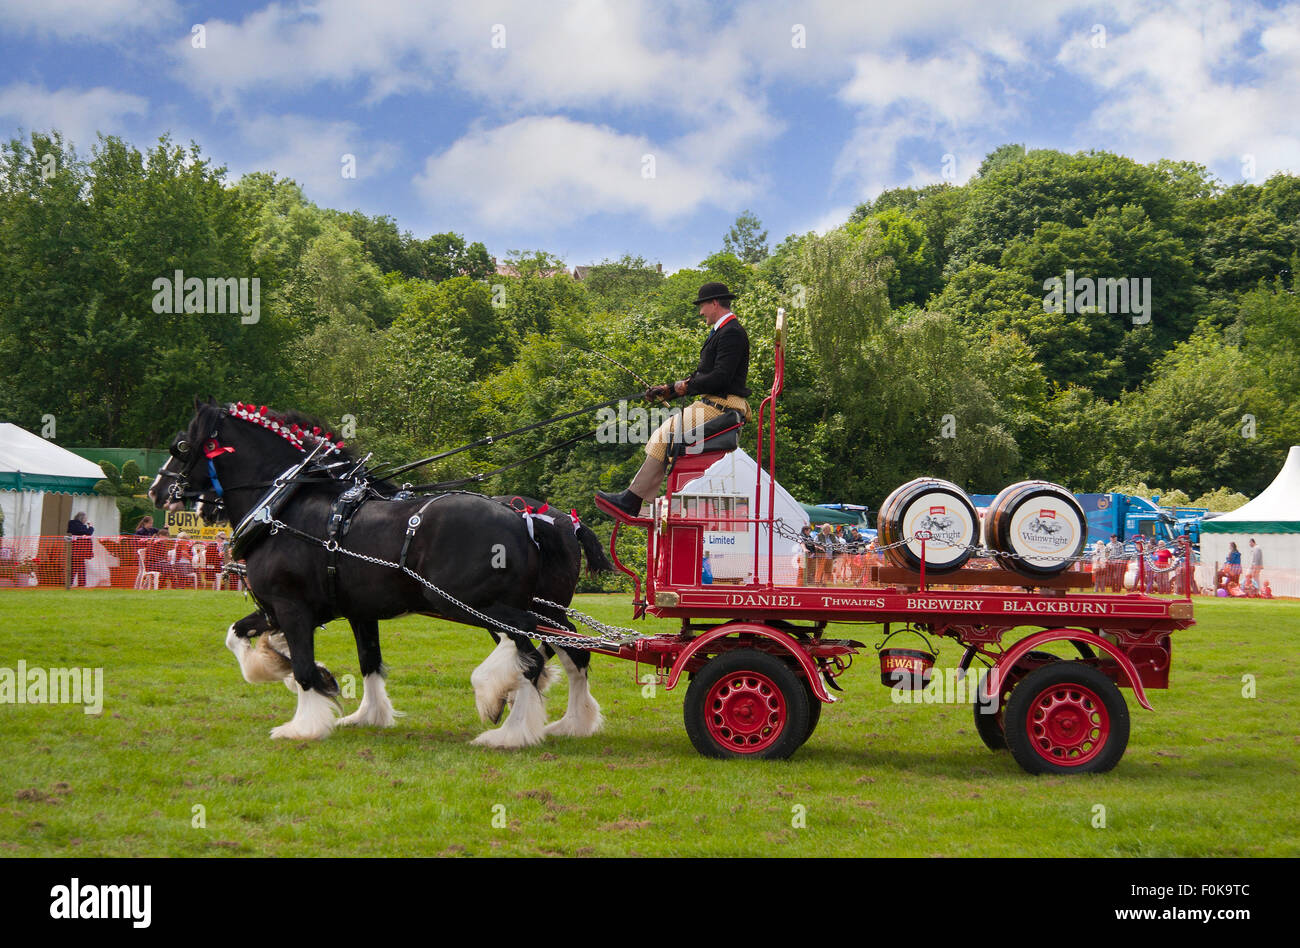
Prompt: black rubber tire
<box><xmin>973</xmin><ymin>650</ymin><xmax>1060</xmax><ymax>752</ymax></box>
<box><xmin>1004</xmin><ymin>662</ymin><xmax>1130</xmax><ymax>775</ymax></box>
<box><xmin>684</xmin><ymin>649</ymin><xmax>811</xmax><ymax>760</ymax></box>
<box><xmin>798</xmin><ymin>675</ymin><xmax>823</xmax><ymax>748</ymax></box>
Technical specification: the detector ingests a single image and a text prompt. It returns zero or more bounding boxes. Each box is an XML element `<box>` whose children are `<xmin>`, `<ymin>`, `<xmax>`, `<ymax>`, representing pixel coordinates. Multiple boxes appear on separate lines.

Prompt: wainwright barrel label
<box><xmin>1008</xmin><ymin>499</ymin><xmax>1081</xmax><ymax>567</ymax></box>
<box><xmin>902</xmin><ymin>492</ymin><xmax>976</xmax><ymax>566</ymax></box>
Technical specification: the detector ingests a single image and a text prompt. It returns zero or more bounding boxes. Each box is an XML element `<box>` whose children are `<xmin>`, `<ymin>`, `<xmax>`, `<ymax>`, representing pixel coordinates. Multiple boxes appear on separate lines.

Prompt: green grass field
<box><xmin>1</xmin><ymin>590</ymin><xmax>1297</xmax><ymax>857</ymax></box>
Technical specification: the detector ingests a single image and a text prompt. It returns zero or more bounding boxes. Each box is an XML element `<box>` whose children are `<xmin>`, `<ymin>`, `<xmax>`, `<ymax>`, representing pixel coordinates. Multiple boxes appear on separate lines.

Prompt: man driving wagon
<box><xmin>597</xmin><ymin>281</ymin><xmax>752</xmax><ymax>516</ymax></box>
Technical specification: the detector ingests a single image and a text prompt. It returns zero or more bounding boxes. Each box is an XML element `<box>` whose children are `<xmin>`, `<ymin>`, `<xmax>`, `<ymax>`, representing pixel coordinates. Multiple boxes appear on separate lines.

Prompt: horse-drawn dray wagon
<box><xmin>590</xmin><ymin>310</ymin><xmax>1194</xmax><ymax>773</ymax></box>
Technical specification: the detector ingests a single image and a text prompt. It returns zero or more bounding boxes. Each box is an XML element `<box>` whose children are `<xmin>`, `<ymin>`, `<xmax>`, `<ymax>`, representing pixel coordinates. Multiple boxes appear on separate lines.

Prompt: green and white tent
<box><xmin>1200</xmin><ymin>445</ymin><xmax>1300</xmax><ymax>596</ymax></box>
<box><xmin>0</xmin><ymin>423</ymin><xmax>118</xmax><ymax>542</ymax></box>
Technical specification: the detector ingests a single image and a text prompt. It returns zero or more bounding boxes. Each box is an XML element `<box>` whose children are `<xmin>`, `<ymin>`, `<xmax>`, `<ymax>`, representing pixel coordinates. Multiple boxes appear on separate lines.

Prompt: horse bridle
<box><xmin>168</xmin><ymin>412</ymin><xmax>235</xmax><ymax>508</ymax></box>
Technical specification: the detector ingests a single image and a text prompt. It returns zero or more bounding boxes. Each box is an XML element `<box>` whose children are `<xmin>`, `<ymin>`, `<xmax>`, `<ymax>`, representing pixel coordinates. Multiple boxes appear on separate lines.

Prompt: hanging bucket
<box><xmin>877</xmin><ymin>627</ymin><xmax>938</xmax><ymax>689</ymax></box>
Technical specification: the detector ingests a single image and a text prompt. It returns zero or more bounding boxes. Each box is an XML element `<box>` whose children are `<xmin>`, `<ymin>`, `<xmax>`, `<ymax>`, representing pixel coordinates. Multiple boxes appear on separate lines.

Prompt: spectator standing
<box><xmin>1153</xmin><ymin>540</ymin><xmax>1173</xmax><ymax>593</ymax></box>
<box><xmin>1091</xmin><ymin>541</ymin><xmax>1107</xmax><ymax>592</ymax></box>
<box><xmin>797</xmin><ymin>525</ymin><xmax>815</xmax><ymax>586</ymax></box>
<box><xmin>1105</xmin><ymin>535</ymin><xmax>1125</xmax><ymax>592</ymax></box>
<box><xmin>815</xmin><ymin>524</ymin><xmax>835</xmax><ymax>585</ymax></box>
<box><xmin>1247</xmin><ymin>539</ymin><xmax>1263</xmax><ymax>587</ymax></box>
<box><xmin>66</xmin><ymin>512</ymin><xmax>94</xmax><ymax>588</ymax></box>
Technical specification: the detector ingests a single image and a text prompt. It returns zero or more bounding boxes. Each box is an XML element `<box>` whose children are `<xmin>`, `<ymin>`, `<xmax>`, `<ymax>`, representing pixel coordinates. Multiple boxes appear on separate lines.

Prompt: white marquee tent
<box><xmin>0</xmin><ymin>423</ymin><xmax>119</xmax><ymax>585</ymax></box>
<box><xmin>1199</xmin><ymin>445</ymin><xmax>1300</xmax><ymax>597</ymax></box>
<box><xmin>674</xmin><ymin>447</ymin><xmax>809</xmax><ymax>583</ymax></box>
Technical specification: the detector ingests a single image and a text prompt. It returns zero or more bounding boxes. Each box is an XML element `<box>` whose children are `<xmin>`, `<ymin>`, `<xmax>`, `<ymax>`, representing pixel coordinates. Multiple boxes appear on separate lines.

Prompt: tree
<box><xmin>722</xmin><ymin>210</ymin><xmax>769</xmax><ymax>264</ymax></box>
<box><xmin>945</xmin><ymin>148</ymin><xmax>1180</xmax><ymax>275</ymax></box>
<box><xmin>0</xmin><ymin>132</ymin><xmax>294</xmax><ymax>447</ymax></box>
<box><xmin>847</xmin><ymin>208</ymin><xmax>941</xmax><ymax>307</ymax></box>
<box><xmin>417</xmin><ymin>232</ymin><xmax>495</xmax><ymax>283</ymax></box>
<box><xmin>582</xmin><ymin>254</ymin><xmax>664</xmax><ymax>311</ymax></box>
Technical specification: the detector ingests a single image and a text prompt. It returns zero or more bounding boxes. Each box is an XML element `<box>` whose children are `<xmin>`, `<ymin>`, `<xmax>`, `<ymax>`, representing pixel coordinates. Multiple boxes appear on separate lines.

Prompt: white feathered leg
<box><xmin>269</xmin><ymin>681</ymin><xmax>338</xmax><ymax>740</ymax></box>
<box><xmin>471</xmin><ymin>676</ymin><xmax>548</xmax><ymax>748</ymax></box>
<box><xmin>470</xmin><ymin>636</ymin><xmax>548</xmax><ymax>748</ymax></box>
<box><xmin>338</xmin><ymin>671</ymin><xmax>403</xmax><ymax>727</ymax></box>
<box><xmin>471</xmin><ymin>637</ymin><xmax>519</xmax><ymax>724</ymax></box>
<box><xmin>544</xmin><ymin>649</ymin><xmax>604</xmax><ymax>737</ymax></box>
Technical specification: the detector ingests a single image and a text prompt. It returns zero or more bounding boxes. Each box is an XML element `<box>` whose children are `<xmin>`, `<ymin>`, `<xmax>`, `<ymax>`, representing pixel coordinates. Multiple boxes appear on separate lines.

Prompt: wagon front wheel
<box><xmin>684</xmin><ymin>649</ymin><xmax>811</xmax><ymax>760</ymax></box>
<box><xmin>1004</xmin><ymin>662</ymin><xmax>1130</xmax><ymax>774</ymax></box>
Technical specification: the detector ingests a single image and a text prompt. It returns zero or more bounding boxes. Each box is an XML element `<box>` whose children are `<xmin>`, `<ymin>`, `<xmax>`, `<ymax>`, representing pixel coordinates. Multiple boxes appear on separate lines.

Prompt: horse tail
<box><xmin>576</xmin><ymin>521</ymin><xmax>613</xmax><ymax>575</ymax></box>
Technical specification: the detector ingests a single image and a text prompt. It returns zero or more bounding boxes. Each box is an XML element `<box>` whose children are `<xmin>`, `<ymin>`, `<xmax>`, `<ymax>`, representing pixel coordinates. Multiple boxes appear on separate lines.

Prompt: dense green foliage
<box><xmin>3</xmin><ymin>133</ymin><xmax>1298</xmax><ymax>554</ymax></box>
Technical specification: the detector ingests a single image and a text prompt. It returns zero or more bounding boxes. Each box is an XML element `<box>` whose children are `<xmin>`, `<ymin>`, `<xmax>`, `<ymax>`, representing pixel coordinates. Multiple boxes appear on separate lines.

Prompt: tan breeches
<box><xmin>644</xmin><ymin>395</ymin><xmax>751</xmax><ymax>463</ymax></box>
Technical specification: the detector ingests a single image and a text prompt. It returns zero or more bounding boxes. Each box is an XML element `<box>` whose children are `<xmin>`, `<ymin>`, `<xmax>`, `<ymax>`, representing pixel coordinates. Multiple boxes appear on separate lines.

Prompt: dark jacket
<box><xmin>682</xmin><ymin>317</ymin><xmax>750</xmax><ymax>399</ymax></box>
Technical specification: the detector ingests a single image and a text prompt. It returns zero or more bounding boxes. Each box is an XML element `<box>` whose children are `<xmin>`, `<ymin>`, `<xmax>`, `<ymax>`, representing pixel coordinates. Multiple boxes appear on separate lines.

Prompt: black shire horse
<box><xmin>162</xmin><ymin>399</ymin><xmax>579</xmax><ymax>746</ymax></box>
<box><xmin>151</xmin><ymin>434</ymin><xmax>613</xmax><ymax>738</ymax></box>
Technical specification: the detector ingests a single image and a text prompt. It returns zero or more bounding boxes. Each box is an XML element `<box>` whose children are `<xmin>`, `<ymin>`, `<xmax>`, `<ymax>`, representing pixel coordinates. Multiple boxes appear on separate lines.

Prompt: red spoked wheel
<box><xmin>1004</xmin><ymin>662</ymin><xmax>1130</xmax><ymax>775</ymax></box>
<box><xmin>684</xmin><ymin>649</ymin><xmax>810</xmax><ymax>760</ymax></box>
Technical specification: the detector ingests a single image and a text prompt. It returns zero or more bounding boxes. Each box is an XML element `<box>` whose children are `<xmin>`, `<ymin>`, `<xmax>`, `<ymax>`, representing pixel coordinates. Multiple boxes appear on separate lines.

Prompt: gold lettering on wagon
<box><xmin>1000</xmin><ymin>600</ymin><xmax>1110</xmax><ymax>614</ymax></box>
<box><xmin>728</xmin><ymin>594</ymin><xmax>799</xmax><ymax>607</ymax></box>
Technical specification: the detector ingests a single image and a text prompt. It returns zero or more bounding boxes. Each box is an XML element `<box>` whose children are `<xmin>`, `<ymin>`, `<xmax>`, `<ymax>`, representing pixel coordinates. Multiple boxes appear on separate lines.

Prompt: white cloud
<box><xmin>170</xmin><ymin>0</ymin><xmax>757</xmax><ymax>121</ymax></box>
<box><xmin>0</xmin><ymin>0</ymin><xmax>179</xmax><ymax>41</ymax></box>
<box><xmin>221</xmin><ymin>114</ymin><xmax>400</xmax><ymax>204</ymax></box>
<box><xmin>0</xmin><ymin>83</ymin><xmax>148</xmax><ymax>149</ymax></box>
<box><xmin>838</xmin><ymin>49</ymin><xmax>999</xmax><ymax>127</ymax></box>
<box><xmin>1057</xmin><ymin>0</ymin><xmax>1300</xmax><ymax>178</ymax></box>
<box><xmin>415</xmin><ymin>115</ymin><xmax>756</xmax><ymax>229</ymax></box>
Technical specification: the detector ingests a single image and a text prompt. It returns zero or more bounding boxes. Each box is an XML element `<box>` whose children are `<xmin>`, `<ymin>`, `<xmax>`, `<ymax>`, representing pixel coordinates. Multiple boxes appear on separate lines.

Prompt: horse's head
<box><xmin>149</xmin><ymin>430</ymin><xmax>191</xmax><ymax>511</ymax></box>
<box><xmin>160</xmin><ymin>399</ymin><xmax>230</xmax><ymax>507</ymax></box>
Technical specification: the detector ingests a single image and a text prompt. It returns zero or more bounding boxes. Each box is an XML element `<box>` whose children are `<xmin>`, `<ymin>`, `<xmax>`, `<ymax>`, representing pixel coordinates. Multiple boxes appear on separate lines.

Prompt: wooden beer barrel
<box><xmin>984</xmin><ymin>481</ymin><xmax>1086</xmax><ymax>576</ymax></box>
<box><xmin>876</xmin><ymin>477</ymin><xmax>979</xmax><ymax>573</ymax></box>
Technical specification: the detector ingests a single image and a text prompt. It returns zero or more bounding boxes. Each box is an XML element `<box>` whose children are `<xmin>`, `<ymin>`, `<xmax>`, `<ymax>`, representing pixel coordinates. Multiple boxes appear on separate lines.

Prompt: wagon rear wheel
<box><xmin>684</xmin><ymin>649</ymin><xmax>811</xmax><ymax>760</ymax></box>
<box><xmin>1004</xmin><ymin>662</ymin><xmax>1130</xmax><ymax>774</ymax></box>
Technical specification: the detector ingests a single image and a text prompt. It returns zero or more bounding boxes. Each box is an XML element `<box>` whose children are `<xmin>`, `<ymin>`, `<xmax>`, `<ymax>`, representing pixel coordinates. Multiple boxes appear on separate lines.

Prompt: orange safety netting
<box><xmin>0</xmin><ymin>534</ymin><xmax>241</xmax><ymax>591</ymax></box>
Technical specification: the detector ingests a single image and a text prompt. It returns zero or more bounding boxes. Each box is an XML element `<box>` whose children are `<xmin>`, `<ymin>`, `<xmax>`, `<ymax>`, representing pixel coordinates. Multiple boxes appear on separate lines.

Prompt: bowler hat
<box><xmin>692</xmin><ymin>281</ymin><xmax>736</xmax><ymax>305</ymax></box>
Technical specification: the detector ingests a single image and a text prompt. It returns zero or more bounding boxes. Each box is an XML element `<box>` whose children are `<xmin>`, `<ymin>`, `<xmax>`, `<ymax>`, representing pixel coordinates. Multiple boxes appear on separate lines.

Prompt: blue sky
<box><xmin>3</xmin><ymin>0</ymin><xmax>1298</xmax><ymax>273</ymax></box>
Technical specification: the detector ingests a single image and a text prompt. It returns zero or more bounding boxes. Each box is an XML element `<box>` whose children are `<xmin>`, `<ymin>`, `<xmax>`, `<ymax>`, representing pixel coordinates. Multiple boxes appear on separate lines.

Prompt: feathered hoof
<box><xmin>269</xmin><ymin>687</ymin><xmax>338</xmax><ymax>740</ymax></box>
<box><xmin>470</xmin><ymin>724</ymin><xmax>544</xmax><ymax>749</ymax></box>
<box><xmin>469</xmin><ymin>683</ymin><xmax>548</xmax><ymax>748</ymax></box>
<box><xmin>544</xmin><ymin>709</ymin><xmax>605</xmax><ymax>738</ymax></box>
<box><xmin>338</xmin><ymin>706</ymin><xmax>402</xmax><ymax>728</ymax></box>
<box><xmin>269</xmin><ymin>719</ymin><xmax>334</xmax><ymax>741</ymax></box>
<box><xmin>543</xmin><ymin>697</ymin><xmax>603</xmax><ymax>733</ymax></box>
